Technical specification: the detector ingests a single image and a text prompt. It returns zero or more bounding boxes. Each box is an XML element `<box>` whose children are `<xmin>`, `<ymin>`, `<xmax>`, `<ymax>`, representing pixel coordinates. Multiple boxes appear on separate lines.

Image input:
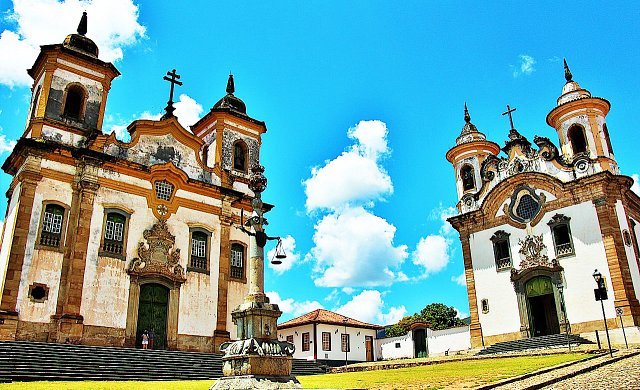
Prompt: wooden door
<box><xmin>137</xmin><ymin>284</ymin><xmax>169</xmax><ymax>349</ymax></box>
<box><xmin>365</xmin><ymin>336</ymin><xmax>374</xmax><ymax>361</ymax></box>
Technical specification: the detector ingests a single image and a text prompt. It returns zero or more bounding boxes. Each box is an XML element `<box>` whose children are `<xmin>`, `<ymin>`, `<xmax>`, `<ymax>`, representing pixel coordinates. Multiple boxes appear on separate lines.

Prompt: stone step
<box><xmin>0</xmin><ymin>340</ymin><xmax>326</xmax><ymax>382</ymax></box>
<box><xmin>477</xmin><ymin>334</ymin><xmax>594</xmax><ymax>356</ymax></box>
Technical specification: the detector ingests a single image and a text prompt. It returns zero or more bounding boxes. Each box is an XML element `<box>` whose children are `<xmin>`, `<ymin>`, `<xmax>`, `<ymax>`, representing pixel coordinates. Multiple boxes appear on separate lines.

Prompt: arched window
<box><xmin>30</xmin><ymin>86</ymin><xmax>41</xmax><ymax>119</ymax></box>
<box><xmin>603</xmin><ymin>123</ymin><xmax>614</xmax><ymax>155</ymax></box>
<box><xmin>568</xmin><ymin>125</ymin><xmax>588</xmax><ymax>154</ymax></box>
<box><xmin>460</xmin><ymin>165</ymin><xmax>475</xmax><ymax>191</ymax></box>
<box><xmin>190</xmin><ymin>230</ymin><xmax>209</xmax><ymax>272</ymax></box>
<box><xmin>39</xmin><ymin>203</ymin><xmax>66</xmax><ymax>248</ymax></box>
<box><xmin>548</xmin><ymin>214</ymin><xmax>574</xmax><ymax>257</ymax></box>
<box><xmin>491</xmin><ymin>230</ymin><xmax>512</xmax><ymax>270</ymax></box>
<box><xmin>101</xmin><ymin>211</ymin><xmax>128</xmax><ymax>256</ymax></box>
<box><xmin>63</xmin><ymin>85</ymin><xmax>86</xmax><ymax>120</ymax></box>
<box><xmin>233</xmin><ymin>141</ymin><xmax>248</xmax><ymax>172</ymax></box>
<box><xmin>230</xmin><ymin>243</ymin><xmax>245</xmax><ymax>280</ymax></box>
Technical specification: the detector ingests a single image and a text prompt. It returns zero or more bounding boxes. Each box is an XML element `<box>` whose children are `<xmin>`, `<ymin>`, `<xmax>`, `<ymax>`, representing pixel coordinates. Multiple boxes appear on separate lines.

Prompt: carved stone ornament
<box><xmin>220</xmin><ymin>338</ymin><xmax>295</xmax><ymax>358</ymax></box>
<box><xmin>518</xmin><ymin>235</ymin><xmax>556</xmax><ymax>270</ymax></box>
<box><xmin>128</xmin><ymin>219</ymin><xmax>186</xmax><ymax>284</ymax></box>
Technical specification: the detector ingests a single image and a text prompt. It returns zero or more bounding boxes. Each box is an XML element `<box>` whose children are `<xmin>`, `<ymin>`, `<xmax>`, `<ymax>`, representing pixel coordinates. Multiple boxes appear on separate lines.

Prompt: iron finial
<box><xmin>563</xmin><ymin>58</ymin><xmax>573</xmax><ymax>82</ymax></box>
<box><xmin>226</xmin><ymin>73</ymin><xmax>235</xmax><ymax>95</ymax></box>
<box><xmin>77</xmin><ymin>11</ymin><xmax>88</xmax><ymax>36</ymax></box>
<box><xmin>464</xmin><ymin>102</ymin><xmax>471</xmax><ymax>123</ymax></box>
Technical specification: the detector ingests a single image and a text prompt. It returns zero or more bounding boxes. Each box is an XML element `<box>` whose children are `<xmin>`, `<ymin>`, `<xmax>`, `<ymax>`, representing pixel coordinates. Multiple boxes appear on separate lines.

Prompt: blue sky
<box><xmin>0</xmin><ymin>1</ymin><xmax>639</xmax><ymax>325</ymax></box>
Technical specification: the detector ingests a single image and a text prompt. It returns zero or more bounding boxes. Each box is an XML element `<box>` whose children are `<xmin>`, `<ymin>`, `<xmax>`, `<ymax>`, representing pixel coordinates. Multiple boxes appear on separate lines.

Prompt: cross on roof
<box><xmin>502</xmin><ymin>104</ymin><xmax>517</xmax><ymax>130</ymax></box>
<box><xmin>161</xmin><ymin>69</ymin><xmax>183</xmax><ymax>119</ymax></box>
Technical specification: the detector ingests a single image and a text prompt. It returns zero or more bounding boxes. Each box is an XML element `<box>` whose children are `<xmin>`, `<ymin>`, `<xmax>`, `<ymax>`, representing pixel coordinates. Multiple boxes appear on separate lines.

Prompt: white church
<box><xmin>446</xmin><ymin>60</ymin><xmax>640</xmax><ymax>348</ymax></box>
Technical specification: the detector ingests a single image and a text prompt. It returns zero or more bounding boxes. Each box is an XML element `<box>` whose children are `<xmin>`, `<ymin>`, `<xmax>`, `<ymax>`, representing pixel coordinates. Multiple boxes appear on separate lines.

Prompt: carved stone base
<box><xmin>222</xmin><ymin>354</ymin><xmax>293</xmax><ymax>377</ymax></box>
<box><xmin>210</xmin><ymin>375</ymin><xmax>302</xmax><ymax>390</ymax></box>
<box><xmin>52</xmin><ymin>314</ymin><xmax>84</xmax><ymax>344</ymax></box>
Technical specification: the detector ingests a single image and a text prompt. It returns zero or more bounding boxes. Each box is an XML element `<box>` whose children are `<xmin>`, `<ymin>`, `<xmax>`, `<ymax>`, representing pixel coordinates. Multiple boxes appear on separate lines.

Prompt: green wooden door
<box><xmin>137</xmin><ymin>284</ymin><xmax>169</xmax><ymax>349</ymax></box>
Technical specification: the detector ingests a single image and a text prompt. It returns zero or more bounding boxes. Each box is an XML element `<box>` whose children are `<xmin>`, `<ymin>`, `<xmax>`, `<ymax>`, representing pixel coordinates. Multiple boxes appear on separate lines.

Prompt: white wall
<box><xmin>377</xmin><ymin>333</ymin><xmax>412</xmax><ymax>360</ymax></box>
<box><xmin>427</xmin><ymin>326</ymin><xmax>471</xmax><ymax>355</ymax></box>
<box><xmin>278</xmin><ymin>323</ymin><xmax>377</xmax><ymax>362</ymax></box>
<box><xmin>472</xmin><ymin>200</ymin><xmax>617</xmax><ymax>338</ymax></box>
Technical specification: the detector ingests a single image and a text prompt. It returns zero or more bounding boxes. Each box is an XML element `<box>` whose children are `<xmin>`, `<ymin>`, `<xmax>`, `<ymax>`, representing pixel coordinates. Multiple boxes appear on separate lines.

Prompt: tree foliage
<box><xmin>384</xmin><ymin>303</ymin><xmax>465</xmax><ymax>337</ymax></box>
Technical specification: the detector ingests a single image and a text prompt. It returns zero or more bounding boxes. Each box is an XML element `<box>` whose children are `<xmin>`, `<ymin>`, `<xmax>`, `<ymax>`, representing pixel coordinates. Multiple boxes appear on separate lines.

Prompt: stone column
<box><xmin>460</xmin><ymin>233</ymin><xmax>484</xmax><ymax>348</ymax></box>
<box><xmin>213</xmin><ymin>197</ymin><xmax>234</xmax><ymax>351</ymax></box>
<box><xmin>0</xmin><ymin>158</ymin><xmax>42</xmax><ymax>340</ymax></box>
<box><xmin>53</xmin><ymin>162</ymin><xmax>100</xmax><ymax>343</ymax></box>
<box><xmin>594</xmin><ymin>196</ymin><xmax>640</xmax><ymax>326</ymax></box>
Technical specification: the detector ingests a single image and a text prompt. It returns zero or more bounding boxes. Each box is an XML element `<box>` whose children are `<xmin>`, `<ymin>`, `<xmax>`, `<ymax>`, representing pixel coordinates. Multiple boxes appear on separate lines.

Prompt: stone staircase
<box><xmin>477</xmin><ymin>334</ymin><xmax>594</xmax><ymax>355</ymax></box>
<box><xmin>0</xmin><ymin>341</ymin><xmax>326</xmax><ymax>382</ymax></box>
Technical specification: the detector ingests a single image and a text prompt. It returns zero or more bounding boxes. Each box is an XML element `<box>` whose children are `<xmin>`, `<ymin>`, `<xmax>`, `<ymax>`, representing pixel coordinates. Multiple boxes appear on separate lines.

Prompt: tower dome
<box><xmin>556</xmin><ymin>59</ymin><xmax>591</xmax><ymax>105</ymax></box>
<box><xmin>455</xmin><ymin>103</ymin><xmax>488</xmax><ymax>145</ymax></box>
<box><xmin>212</xmin><ymin>74</ymin><xmax>247</xmax><ymax>114</ymax></box>
<box><xmin>62</xmin><ymin>12</ymin><xmax>99</xmax><ymax>58</ymax></box>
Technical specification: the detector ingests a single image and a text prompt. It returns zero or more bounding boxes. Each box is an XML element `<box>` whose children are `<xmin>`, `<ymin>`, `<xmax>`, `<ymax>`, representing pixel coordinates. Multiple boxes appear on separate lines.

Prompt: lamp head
<box><xmin>593</xmin><ymin>269</ymin><xmax>602</xmax><ymax>283</ymax></box>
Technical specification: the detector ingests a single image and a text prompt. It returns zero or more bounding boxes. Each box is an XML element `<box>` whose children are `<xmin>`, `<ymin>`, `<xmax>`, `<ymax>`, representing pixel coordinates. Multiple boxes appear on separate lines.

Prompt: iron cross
<box><xmin>502</xmin><ymin>104</ymin><xmax>517</xmax><ymax>130</ymax></box>
<box><xmin>163</xmin><ymin>69</ymin><xmax>183</xmax><ymax>105</ymax></box>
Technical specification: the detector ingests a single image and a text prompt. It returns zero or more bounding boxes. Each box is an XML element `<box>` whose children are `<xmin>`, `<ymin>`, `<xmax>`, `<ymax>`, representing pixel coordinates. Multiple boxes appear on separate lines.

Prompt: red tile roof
<box><xmin>277</xmin><ymin>309</ymin><xmax>383</xmax><ymax>330</ymax></box>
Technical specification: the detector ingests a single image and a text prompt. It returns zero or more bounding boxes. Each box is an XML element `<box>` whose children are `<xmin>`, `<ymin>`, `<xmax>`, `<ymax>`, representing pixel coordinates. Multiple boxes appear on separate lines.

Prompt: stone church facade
<box><xmin>0</xmin><ymin>15</ymin><xmax>266</xmax><ymax>352</ymax></box>
<box><xmin>447</xmin><ymin>61</ymin><xmax>640</xmax><ymax>348</ymax></box>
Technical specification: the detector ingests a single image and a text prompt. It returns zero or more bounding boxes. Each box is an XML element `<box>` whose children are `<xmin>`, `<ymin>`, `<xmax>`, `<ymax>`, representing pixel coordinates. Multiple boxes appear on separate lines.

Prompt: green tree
<box><xmin>384</xmin><ymin>315</ymin><xmax>415</xmax><ymax>337</ymax></box>
<box><xmin>417</xmin><ymin>303</ymin><xmax>465</xmax><ymax>330</ymax></box>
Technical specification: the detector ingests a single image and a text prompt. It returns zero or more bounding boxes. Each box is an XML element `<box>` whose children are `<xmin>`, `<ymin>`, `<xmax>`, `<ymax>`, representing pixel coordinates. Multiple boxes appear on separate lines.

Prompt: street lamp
<box><xmin>553</xmin><ymin>278</ymin><xmax>570</xmax><ymax>351</ymax></box>
<box><xmin>343</xmin><ymin>317</ymin><xmax>348</xmax><ymax>367</ymax></box>
<box><xmin>593</xmin><ymin>269</ymin><xmax>613</xmax><ymax>358</ymax></box>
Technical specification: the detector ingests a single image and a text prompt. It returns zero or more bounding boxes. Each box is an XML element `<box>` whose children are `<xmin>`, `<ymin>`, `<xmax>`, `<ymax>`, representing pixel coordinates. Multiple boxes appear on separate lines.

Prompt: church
<box><xmin>0</xmin><ymin>13</ymin><xmax>266</xmax><ymax>352</ymax></box>
<box><xmin>447</xmin><ymin>61</ymin><xmax>640</xmax><ymax>347</ymax></box>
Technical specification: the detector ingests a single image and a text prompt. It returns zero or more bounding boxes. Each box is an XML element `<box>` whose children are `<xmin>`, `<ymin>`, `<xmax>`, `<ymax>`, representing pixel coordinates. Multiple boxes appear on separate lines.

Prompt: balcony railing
<box><xmin>556</xmin><ymin>242</ymin><xmax>574</xmax><ymax>256</ymax></box>
<box><xmin>230</xmin><ymin>266</ymin><xmax>244</xmax><ymax>280</ymax></box>
<box><xmin>102</xmin><ymin>240</ymin><xmax>124</xmax><ymax>256</ymax></box>
<box><xmin>39</xmin><ymin>231</ymin><xmax>61</xmax><ymax>247</ymax></box>
<box><xmin>495</xmin><ymin>256</ymin><xmax>512</xmax><ymax>270</ymax></box>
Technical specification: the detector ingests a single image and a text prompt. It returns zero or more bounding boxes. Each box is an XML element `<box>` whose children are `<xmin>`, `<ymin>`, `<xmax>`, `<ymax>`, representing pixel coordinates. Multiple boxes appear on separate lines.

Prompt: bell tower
<box><xmin>25</xmin><ymin>12</ymin><xmax>119</xmax><ymax>144</ymax></box>
<box><xmin>546</xmin><ymin>59</ymin><xmax>617</xmax><ymax>173</ymax></box>
<box><xmin>446</xmin><ymin>104</ymin><xmax>501</xmax><ymax>209</ymax></box>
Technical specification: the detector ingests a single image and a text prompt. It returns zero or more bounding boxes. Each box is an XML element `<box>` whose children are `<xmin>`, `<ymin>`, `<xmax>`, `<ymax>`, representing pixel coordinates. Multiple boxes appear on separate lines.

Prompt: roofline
<box><xmin>27</xmin><ymin>44</ymin><xmax>121</xmax><ymax>79</ymax></box>
<box><xmin>277</xmin><ymin>319</ymin><xmax>383</xmax><ymax>331</ymax></box>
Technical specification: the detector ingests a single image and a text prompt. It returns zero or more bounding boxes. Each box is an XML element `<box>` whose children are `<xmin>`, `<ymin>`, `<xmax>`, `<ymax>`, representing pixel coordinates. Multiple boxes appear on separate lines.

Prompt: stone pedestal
<box><xmin>210</xmin><ymin>375</ymin><xmax>301</xmax><ymax>390</ymax></box>
<box><xmin>0</xmin><ymin>311</ymin><xmax>19</xmax><ymax>340</ymax></box>
<box><xmin>52</xmin><ymin>314</ymin><xmax>84</xmax><ymax>343</ymax></box>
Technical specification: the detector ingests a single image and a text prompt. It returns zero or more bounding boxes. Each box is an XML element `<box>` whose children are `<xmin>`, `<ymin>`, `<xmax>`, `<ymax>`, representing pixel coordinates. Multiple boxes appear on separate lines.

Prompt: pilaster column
<box><xmin>594</xmin><ymin>196</ymin><xmax>640</xmax><ymax>325</ymax></box>
<box><xmin>214</xmin><ymin>196</ymin><xmax>233</xmax><ymax>349</ymax></box>
<box><xmin>460</xmin><ymin>233</ymin><xmax>483</xmax><ymax>348</ymax></box>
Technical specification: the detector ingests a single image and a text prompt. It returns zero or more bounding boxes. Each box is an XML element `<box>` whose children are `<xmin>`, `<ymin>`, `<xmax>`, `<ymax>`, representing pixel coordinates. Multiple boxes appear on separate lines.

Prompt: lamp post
<box><xmin>593</xmin><ymin>269</ymin><xmax>613</xmax><ymax>358</ymax></box>
<box><xmin>343</xmin><ymin>317</ymin><xmax>348</xmax><ymax>367</ymax></box>
<box><xmin>554</xmin><ymin>278</ymin><xmax>570</xmax><ymax>351</ymax></box>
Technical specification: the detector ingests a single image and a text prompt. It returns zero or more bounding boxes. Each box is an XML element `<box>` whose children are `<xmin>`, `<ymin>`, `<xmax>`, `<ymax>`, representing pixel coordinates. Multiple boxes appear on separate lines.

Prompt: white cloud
<box><xmin>342</xmin><ymin>287</ymin><xmax>355</xmax><ymax>295</ymax></box>
<box><xmin>103</xmin><ymin>94</ymin><xmax>203</xmax><ymax>140</ymax></box>
<box><xmin>0</xmin><ymin>0</ymin><xmax>145</xmax><ymax>88</ymax></box>
<box><xmin>324</xmin><ymin>289</ymin><xmax>339</xmax><ymax>302</ymax></box>
<box><xmin>0</xmin><ymin>134</ymin><xmax>16</xmax><ymax>154</ymax></box>
<box><xmin>453</xmin><ymin>307</ymin><xmax>469</xmax><ymax>319</ymax></box>
<box><xmin>334</xmin><ymin>290</ymin><xmax>406</xmax><ymax>325</ymax></box>
<box><xmin>267</xmin><ymin>291</ymin><xmax>324</xmax><ymax>318</ymax></box>
<box><xmin>267</xmin><ymin>235</ymin><xmax>300</xmax><ymax>274</ymax></box>
<box><xmin>512</xmin><ymin>54</ymin><xmax>536</xmax><ymax>78</ymax></box>
<box><xmin>303</xmin><ymin>120</ymin><xmax>392</xmax><ymax>212</ymax></box>
<box><xmin>411</xmin><ymin>205</ymin><xmax>457</xmax><ymax>279</ymax></box>
<box><xmin>631</xmin><ymin>174</ymin><xmax>639</xmax><ymax>196</ymax></box>
<box><xmin>310</xmin><ymin>205</ymin><xmax>408</xmax><ymax>287</ymax></box>
<box><xmin>412</xmin><ymin>235</ymin><xmax>451</xmax><ymax>277</ymax></box>
<box><xmin>451</xmin><ymin>272</ymin><xmax>466</xmax><ymax>287</ymax></box>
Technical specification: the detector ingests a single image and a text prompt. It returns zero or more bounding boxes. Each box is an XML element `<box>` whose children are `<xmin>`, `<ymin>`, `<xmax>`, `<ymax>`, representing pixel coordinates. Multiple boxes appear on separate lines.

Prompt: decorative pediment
<box><xmin>517</xmin><ymin>234</ymin><xmax>555</xmax><ymax>270</ymax></box>
<box><xmin>128</xmin><ymin>219</ymin><xmax>186</xmax><ymax>285</ymax></box>
<box><xmin>547</xmin><ymin>213</ymin><xmax>570</xmax><ymax>227</ymax></box>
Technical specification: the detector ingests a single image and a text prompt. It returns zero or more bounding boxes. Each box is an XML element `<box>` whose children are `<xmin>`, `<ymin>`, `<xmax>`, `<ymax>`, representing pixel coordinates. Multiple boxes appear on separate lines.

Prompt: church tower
<box><xmin>24</xmin><ymin>12</ymin><xmax>119</xmax><ymax>144</ymax></box>
<box><xmin>446</xmin><ymin>104</ymin><xmax>500</xmax><ymax>212</ymax></box>
<box><xmin>546</xmin><ymin>59</ymin><xmax>617</xmax><ymax>173</ymax></box>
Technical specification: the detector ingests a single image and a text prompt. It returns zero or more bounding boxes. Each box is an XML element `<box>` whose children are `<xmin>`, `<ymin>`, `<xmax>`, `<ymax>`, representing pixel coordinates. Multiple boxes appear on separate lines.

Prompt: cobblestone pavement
<box><xmin>541</xmin><ymin>352</ymin><xmax>640</xmax><ymax>389</ymax></box>
<box><xmin>491</xmin><ymin>350</ymin><xmax>639</xmax><ymax>390</ymax></box>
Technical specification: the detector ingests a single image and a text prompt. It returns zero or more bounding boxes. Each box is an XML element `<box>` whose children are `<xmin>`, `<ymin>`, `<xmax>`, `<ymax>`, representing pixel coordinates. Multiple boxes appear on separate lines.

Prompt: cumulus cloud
<box><xmin>512</xmin><ymin>54</ymin><xmax>536</xmax><ymax>78</ymax></box>
<box><xmin>0</xmin><ymin>0</ymin><xmax>146</xmax><ymax>88</ymax></box>
<box><xmin>631</xmin><ymin>174</ymin><xmax>639</xmax><ymax>196</ymax></box>
<box><xmin>267</xmin><ymin>235</ymin><xmax>300</xmax><ymax>274</ymax></box>
<box><xmin>334</xmin><ymin>290</ymin><xmax>406</xmax><ymax>325</ymax></box>
<box><xmin>304</xmin><ymin>120</ymin><xmax>407</xmax><ymax>288</ymax></box>
<box><xmin>451</xmin><ymin>272</ymin><xmax>466</xmax><ymax>287</ymax></box>
<box><xmin>303</xmin><ymin>120</ymin><xmax>392</xmax><ymax>211</ymax></box>
<box><xmin>310</xmin><ymin>205</ymin><xmax>408</xmax><ymax>287</ymax></box>
<box><xmin>103</xmin><ymin>94</ymin><xmax>204</xmax><ymax>141</ymax></box>
<box><xmin>412</xmin><ymin>205</ymin><xmax>457</xmax><ymax>279</ymax></box>
<box><xmin>267</xmin><ymin>291</ymin><xmax>324</xmax><ymax>319</ymax></box>
<box><xmin>0</xmin><ymin>133</ymin><xmax>16</xmax><ymax>154</ymax></box>
<box><xmin>454</xmin><ymin>307</ymin><xmax>469</xmax><ymax>319</ymax></box>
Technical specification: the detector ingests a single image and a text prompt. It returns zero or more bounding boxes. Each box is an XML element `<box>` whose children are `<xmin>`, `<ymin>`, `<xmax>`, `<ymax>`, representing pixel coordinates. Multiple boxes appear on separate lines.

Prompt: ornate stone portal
<box><xmin>211</xmin><ymin>165</ymin><xmax>300</xmax><ymax>390</ymax></box>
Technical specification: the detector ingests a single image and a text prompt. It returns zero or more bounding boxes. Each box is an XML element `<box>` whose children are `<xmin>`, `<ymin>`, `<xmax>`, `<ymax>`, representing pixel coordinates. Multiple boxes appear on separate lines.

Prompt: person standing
<box><xmin>141</xmin><ymin>330</ymin><xmax>149</xmax><ymax>350</ymax></box>
<box><xmin>149</xmin><ymin>328</ymin><xmax>155</xmax><ymax>350</ymax></box>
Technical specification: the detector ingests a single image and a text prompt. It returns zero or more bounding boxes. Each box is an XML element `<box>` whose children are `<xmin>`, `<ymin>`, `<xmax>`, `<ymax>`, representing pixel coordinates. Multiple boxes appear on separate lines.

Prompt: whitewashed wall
<box><xmin>427</xmin><ymin>326</ymin><xmax>471</xmax><ymax>355</ymax></box>
<box><xmin>278</xmin><ymin>324</ymin><xmax>314</xmax><ymax>360</ymax></box>
<box><xmin>472</xmin><ymin>200</ymin><xmax>618</xmax><ymax>338</ymax></box>
<box><xmin>376</xmin><ymin>333</ymin><xmax>412</xmax><ymax>360</ymax></box>
<box><xmin>615</xmin><ymin>201</ymin><xmax>640</xmax><ymax>300</ymax></box>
